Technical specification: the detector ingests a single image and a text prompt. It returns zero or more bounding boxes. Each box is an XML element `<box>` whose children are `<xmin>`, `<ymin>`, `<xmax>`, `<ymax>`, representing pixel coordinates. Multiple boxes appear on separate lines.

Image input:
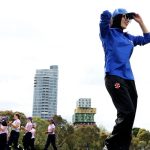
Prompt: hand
<box><xmin>21</xmin><ymin>126</ymin><xmax>25</xmax><ymax>129</ymax></box>
<box><xmin>133</xmin><ymin>13</ymin><xmax>144</xmax><ymax>24</ymax></box>
<box><xmin>133</xmin><ymin>13</ymin><xmax>149</xmax><ymax>33</ymax></box>
<box><xmin>8</xmin><ymin>121</ymin><xmax>12</xmax><ymax>125</ymax></box>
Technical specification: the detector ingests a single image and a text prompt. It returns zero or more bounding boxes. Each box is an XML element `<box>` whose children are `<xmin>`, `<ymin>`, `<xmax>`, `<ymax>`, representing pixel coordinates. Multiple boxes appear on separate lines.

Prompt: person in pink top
<box><xmin>29</xmin><ymin>123</ymin><xmax>36</xmax><ymax>150</ymax></box>
<box><xmin>0</xmin><ymin>117</ymin><xmax>8</xmax><ymax>150</ymax></box>
<box><xmin>21</xmin><ymin>117</ymin><xmax>33</xmax><ymax>150</ymax></box>
<box><xmin>44</xmin><ymin>119</ymin><xmax>57</xmax><ymax>150</ymax></box>
<box><xmin>7</xmin><ymin>113</ymin><xmax>21</xmax><ymax>150</ymax></box>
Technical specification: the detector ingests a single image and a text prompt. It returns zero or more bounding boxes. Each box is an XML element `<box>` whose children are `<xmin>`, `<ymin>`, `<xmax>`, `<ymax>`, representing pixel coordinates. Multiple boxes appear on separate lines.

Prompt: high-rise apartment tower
<box><xmin>32</xmin><ymin>65</ymin><xmax>58</xmax><ymax>119</ymax></box>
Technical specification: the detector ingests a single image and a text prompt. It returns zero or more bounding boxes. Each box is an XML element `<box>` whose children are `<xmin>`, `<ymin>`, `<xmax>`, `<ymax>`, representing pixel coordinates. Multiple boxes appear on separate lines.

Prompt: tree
<box><xmin>137</xmin><ymin>129</ymin><xmax>150</xmax><ymax>143</ymax></box>
<box><xmin>53</xmin><ymin>115</ymin><xmax>75</xmax><ymax>149</ymax></box>
<box><xmin>138</xmin><ymin>141</ymin><xmax>146</xmax><ymax>150</ymax></box>
<box><xmin>132</xmin><ymin>127</ymin><xmax>140</xmax><ymax>137</ymax></box>
<box><xmin>73</xmin><ymin>125</ymin><xmax>101</xmax><ymax>149</ymax></box>
<box><xmin>0</xmin><ymin>110</ymin><xmax>26</xmax><ymax>125</ymax></box>
<box><xmin>131</xmin><ymin>136</ymin><xmax>139</xmax><ymax>150</ymax></box>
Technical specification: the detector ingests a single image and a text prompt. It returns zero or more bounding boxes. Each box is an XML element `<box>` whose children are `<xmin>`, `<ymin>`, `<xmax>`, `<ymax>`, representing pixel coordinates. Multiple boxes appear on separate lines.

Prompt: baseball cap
<box><xmin>27</xmin><ymin>117</ymin><xmax>32</xmax><ymax>121</ymax></box>
<box><xmin>112</xmin><ymin>8</ymin><xmax>128</xmax><ymax>18</ymax></box>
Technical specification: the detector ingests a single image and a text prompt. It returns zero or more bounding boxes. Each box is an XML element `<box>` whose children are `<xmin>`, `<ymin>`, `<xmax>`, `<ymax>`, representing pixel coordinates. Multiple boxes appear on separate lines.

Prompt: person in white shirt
<box><xmin>7</xmin><ymin>113</ymin><xmax>21</xmax><ymax>150</ymax></box>
<box><xmin>21</xmin><ymin>117</ymin><xmax>33</xmax><ymax>150</ymax></box>
<box><xmin>44</xmin><ymin>119</ymin><xmax>57</xmax><ymax>150</ymax></box>
<box><xmin>0</xmin><ymin>117</ymin><xmax>8</xmax><ymax>150</ymax></box>
<box><xmin>29</xmin><ymin>123</ymin><xmax>36</xmax><ymax>150</ymax></box>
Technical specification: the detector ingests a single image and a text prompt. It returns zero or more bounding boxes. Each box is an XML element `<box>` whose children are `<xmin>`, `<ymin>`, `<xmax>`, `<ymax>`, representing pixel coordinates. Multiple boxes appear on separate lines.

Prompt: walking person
<box><xmin>21</xmin><ymin>117</ymin><xmax>33</xmax><ymax>150</ymax></box>
<box><xmin>0</xmin><ymin>117</ymin><xmax>8</xmax><ymax>150</ymax></box>
<box><xmin>44</xmin><ymin>119</ymin><xmax>57</xmax><ymax>150</ymax></box>
<box><xmin>7</xmin><ymin>113</ymin><xmax>21</xmax><ymax>150</ymax></box>
<box><xmin>99</xmin><ymin>8</ymin><xmax>150</xmax><ymax>150</ymax></box>
<box><xmin>29</xmin><ymin>123</ymin><xmax>36</xmax><ymax>150</ymax></box>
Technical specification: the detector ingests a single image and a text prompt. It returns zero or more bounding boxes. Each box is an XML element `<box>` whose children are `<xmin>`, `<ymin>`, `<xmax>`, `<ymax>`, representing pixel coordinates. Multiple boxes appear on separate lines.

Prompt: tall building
<box><xmin>32</xmin><ymin>65</ymin><xmax>58</xmax><ymax>119</ymax></box>
<box><xmin>72</xmin><ymin>98</ymin><xmax>96</xmax><ymax>126</ymax></box>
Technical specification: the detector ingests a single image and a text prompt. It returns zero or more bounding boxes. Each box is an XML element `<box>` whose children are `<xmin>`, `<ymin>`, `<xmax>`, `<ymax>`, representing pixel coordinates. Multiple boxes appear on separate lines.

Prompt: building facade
<box><xmin>72</xmin><ymin>98</ymin><xmax>96</xmax><ymax>125</ymax></box>
<box><xmin>32</xmin><ymin>65</ymin><xmax>58</xmax><ymax>119</ymax></box>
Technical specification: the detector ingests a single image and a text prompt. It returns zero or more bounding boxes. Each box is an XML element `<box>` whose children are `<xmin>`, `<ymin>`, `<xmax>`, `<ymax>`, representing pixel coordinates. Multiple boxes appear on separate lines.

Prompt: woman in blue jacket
<box><xmin>99</xmin><ymin>8</ymin><xmax>150</xmax><ymax>150</ymax></box>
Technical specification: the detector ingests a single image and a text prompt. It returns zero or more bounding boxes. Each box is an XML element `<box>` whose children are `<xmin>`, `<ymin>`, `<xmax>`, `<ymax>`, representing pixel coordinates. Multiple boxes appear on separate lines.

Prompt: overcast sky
<box><xmin>0</xmin><ymin>0</ymin><xmax>150</xmax><ymax>131</ymax></box>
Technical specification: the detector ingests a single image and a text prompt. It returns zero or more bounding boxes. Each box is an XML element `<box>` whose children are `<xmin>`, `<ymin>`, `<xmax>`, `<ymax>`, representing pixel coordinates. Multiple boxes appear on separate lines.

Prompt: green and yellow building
<box><xmin>72</xmin><ymin>98</ymin><xmax>96</xmax><ymax>125</ymax></box>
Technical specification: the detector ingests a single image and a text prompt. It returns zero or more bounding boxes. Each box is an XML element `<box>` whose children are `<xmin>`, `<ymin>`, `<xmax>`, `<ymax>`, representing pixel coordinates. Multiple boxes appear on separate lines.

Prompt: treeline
<box><xmin>0</xmin><ymin>110</ymin><xmax>150</xmax><ymax>150</ymax></box>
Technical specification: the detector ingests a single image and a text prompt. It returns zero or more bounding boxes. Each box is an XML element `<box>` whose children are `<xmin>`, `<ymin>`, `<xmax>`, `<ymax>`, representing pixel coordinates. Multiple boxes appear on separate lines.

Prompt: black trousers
<box><xmin>44</xmin><ymin>134</ymin><xmax>57</xmax><ymax>150</ymax></box>
<box><xmin>7</xmin><ymin>130</ymin><xmax>20</xmax><ymax>150</ymax></box>
<box><xmin>29</xmin><ymin>138</ymin><xmax>35</xmax><ymax>150</ymax></box>
<box><xmin>104</xmin><ymin>75</ymin><xmax>138</xmax><ymax>150</ymax></box>
<box><xmin>0</xmin><ymin>133</ymin><xmax>7</xmax><ymax>150</ymax></box>
<box><xmin>22</xmin><ymin>132</ymin><xmax>32</xmax><ymax>150</ymax></box>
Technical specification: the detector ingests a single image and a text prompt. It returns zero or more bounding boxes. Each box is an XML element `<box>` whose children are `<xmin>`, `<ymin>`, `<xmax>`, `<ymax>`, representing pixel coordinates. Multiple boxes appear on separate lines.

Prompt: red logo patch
<box><xmin>114</xmin><ymin>82</ymin><xmax>120</xmax><ymax>89</ymax></box>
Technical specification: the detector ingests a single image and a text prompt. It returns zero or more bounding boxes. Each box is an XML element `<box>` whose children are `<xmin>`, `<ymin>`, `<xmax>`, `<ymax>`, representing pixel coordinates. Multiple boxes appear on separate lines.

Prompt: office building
<box><xmin>32</xmin><ymin>65</ymin><xmax>58</xmax><ymax>119</ymax></box>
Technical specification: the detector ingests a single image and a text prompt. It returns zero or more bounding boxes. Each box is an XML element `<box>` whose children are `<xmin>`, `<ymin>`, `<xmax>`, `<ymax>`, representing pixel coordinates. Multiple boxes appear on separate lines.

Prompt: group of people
<box><xmin>0</xmin><ymin>113</ymin><xmax>57</xmax><ymax>150</ymax></box>
<box><xmin>0</xmin><ymin>113</ymin><xmax>36</xmax><ymax>150</ymax></box>
<box><xmin>21</xmin><ymin>117</ymin><xmax>36</xmax><ymax>150</ymax></box>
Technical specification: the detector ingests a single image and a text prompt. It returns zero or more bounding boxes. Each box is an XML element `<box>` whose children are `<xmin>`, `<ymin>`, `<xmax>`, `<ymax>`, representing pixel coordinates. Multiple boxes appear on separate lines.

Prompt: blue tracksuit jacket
<box><xmin>99</xmin><ymin>10</ymin><xmax>150</xmax><ymax>80</ymax></box>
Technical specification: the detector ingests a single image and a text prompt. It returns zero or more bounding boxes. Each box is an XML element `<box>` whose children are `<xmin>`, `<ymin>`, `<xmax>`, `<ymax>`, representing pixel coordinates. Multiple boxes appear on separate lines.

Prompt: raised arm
<box><xmin>133</xmin><ymin>13</ymin><xmax>149</xmax><ymax>33</ymax></box>
<box><xmin>9</xmin><ymin>121</ymin><xmax>20</xmax><ymax>129</ymax></box>
<box><xmin>99</xmin><ymin>10</ymin><xmax>112</xmax><ymax>39</ymax></box>
<box><xmin>128</xmin><ymin>13</ymin><xmax>150</xmax><ymax>46</ymax></box>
